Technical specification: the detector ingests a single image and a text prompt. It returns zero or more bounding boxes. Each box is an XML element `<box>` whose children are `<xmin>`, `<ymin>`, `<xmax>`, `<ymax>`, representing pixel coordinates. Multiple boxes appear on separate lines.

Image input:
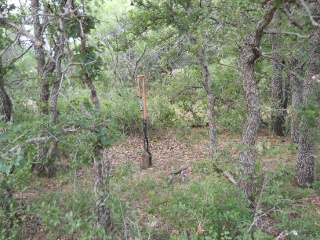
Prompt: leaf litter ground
<box><xmin>13</xmin><ymin>127</ymin><xmax>320</xmax><ymax>238</ymax></box>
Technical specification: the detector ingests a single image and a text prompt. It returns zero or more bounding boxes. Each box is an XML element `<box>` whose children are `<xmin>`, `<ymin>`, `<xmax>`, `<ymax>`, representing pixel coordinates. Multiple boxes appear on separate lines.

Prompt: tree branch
<box><xmin>223</xmin><ymin>170</ymin><xmax>237</xmax><ymax>185</ymax></box>
<box><xmin>255</xmin><ymin>3</ymin><xmax>277</xmax><ymax>42</ymax></box>
<box><xmin>78</xmin><ymin>101</ymin><xmax>92</xmax><ymax>117</ymax></box>
<box><xmin>247</xmin><ymin>174</ymin><xmax>269</xmax><ymax>233</ymax></box>
<box><xmin>264</xmin><ymin>30</ymin><xmax>310</xmax><ymax>38</ymax></box>
<box><xmin>1</xmin><ymin>125</ymin><xmax>97</xmax><ymax>158</ymax></box>
<box><xmin>0</xmin><ymin>14</ymin><xmax>44</xmax><ymax>47</ymax></box>
<box><xmin>280</xmin><ymin>5</ymin><xmax>304</xmax><ymax>30</ymax></box>
<box><xmin>299</xmin><ymin>0</ymin><xmax>320</xmax><ymax>28</ymax></box>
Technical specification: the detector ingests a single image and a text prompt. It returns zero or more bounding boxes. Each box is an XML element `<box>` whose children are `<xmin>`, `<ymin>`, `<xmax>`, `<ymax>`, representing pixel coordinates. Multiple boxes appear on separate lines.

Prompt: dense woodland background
<box><xmin>0</xmin><ymin>0</ymin><xmax>320</xmax><ymax>239</ymax></box>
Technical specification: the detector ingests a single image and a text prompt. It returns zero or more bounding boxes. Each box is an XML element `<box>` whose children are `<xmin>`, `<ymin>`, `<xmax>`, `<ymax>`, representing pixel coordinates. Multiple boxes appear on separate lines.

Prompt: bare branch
<box><xmin>1</xmin><ymin>144</ymin><xmax>22</xmax><ymax>158</ymax></box>
<box><xmin>276</xmin><ymin>230</ymin><xmax>298</xmax><ymax>239</ymax></box>
<box><xmin>247</xmin><ymin>174</ymin><xmax>269</xmax><ymax>233</ymax></box>
<box><xmin>26</xmin><ymin>136</ymin><xmax>54</xmax><ymax>144</ymax></box>
<box><xmin>280</xmin><ymin>5</ymin><xmax>304</xmax><ymax>30</ymax></box>
<box><xmin>59</xmin><ymin>93</ymin><xmax>78</xmax><ymax>112</ymax></box>
<box><xmin>0</xmin><ymin>29</ymin><xmax>21</xmax><ymax>58</ymax></box>
<box><xmin>223</xmin><ymin>170</ymin><xmax>237</xmax><ymax>185</ymax></box>
<box><xmin>1</xmin><ymin>125</ymin><xmax>97</xmax><ymax>158</ymax></box>
<box><xmin>133</xmin><ymin>45</ymin><xmax>147</xmax><ymax>79</ymax></box>
<box><xmin>9</xmin><ymin>45</ymin><xmax>33</xmax><ymax>65</ymax></box>
<box><xmin>256</xmin><ymin>3</ymin><xmax>277</xmax><ymax>40</ymax></box>
<box><xmin>264</xmin><ymin>30</ymin><xmax>311</xmax><ymax>38</ymax></box>
<box><xmin>0</xmin><ymin>14</ymin><xmax>44</xmax><ymax>47</ymax></box>
<box><xmin>299</xmin><ymin>0</ymin><xmax>320</xmax><ymax>28</ymax></box>
<box><xmin>78</xmin><ymin>101</ymin><xmax>92</xmax><ymax>117</ymax></box>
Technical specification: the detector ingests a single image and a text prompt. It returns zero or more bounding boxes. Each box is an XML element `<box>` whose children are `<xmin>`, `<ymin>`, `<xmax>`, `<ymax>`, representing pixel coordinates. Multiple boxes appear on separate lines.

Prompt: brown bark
<box><xmin>173</xmin><ymin>0</ymin><xmax>217</xmax><ymax>160</ymax></box>
<box><xmin>289</xmin><ymin>55</ymin><xmax>303</xmax><ymax>143</ymax></box>
<box><xmin>31</xmin><ymin>0</ymin><xmax>49</xmax><ymax>170</ymax></box>
<box><xmin>31</xmin><ymin>0</ymin><xmax>51</xmax><ymax>176</ymax></box>
<box><xmin>294</xmin><ymin>69</ymin><xmax>316</xmax><ymax>187</ymax></box>
<box><xmin>31</xmin><ymin>0</ymin><xmax>50</xmax><ymax>115</ymax></box>
<box><xmin>84</xmin><ymin>75</ymin><xmax>100</xmax><ymax>110</ymax></box>
<box><xmin>73</xmin><ymin>2</ymin><xmax>110</xmax><ymax>231</ymax></box>
<box><xmin>76</xmin><ymin>7</ymin><xmax>100</xmax><ymax>110</ymax></box>
<box><xmin>182</xmin><ymin>31</ymin><xmax>217</xmax><ymax>159</ymax></box>
<box><xmin>46</xmin><ymin>20</ymin><xmax>66</xmax><ymax>177</ymax></box>
<box><xmin>239</xmin><ymin>4</ymin><xmax>277</xmax><ymax>202</ymax></box>
<box><xmin>294</xmin><ymin>4</ymin><xmax>320</xmax><ymax>186</ymax></box>
<box><xmin>31</xmin><ymin>0</ymin><xmax>58</xmax><ymax>176</ymax></box>
<box><xmin>0</xmin><ymin>57</ymin><xmax>13</xmax><ymax>214</ymax></box>
<box><xmin>270</xmin><ymin>55</ymin><xmax>285</xmax><ymax>136</ymax></box>
<box><xmin>270</xmin><ymin>14</ymin><xmax>285</xmax><ymax>136</ymax></box>
<box><xmin>0</xmin><ymin>57</ymin><xmax>13</xmax><ymax>123</ymax></box>
<box><xmin>199</xmin><ymin>57</ymin><xmax>217</xmax><ymax>159</ymax></box>
<box><xmin>93</xmin><ymin>147</ymin><xmax>111</xmax><ymax>230</ymax></box>
<box><xmin>0</xmin><ymin>14</ymin><xmax>44</xmax><ymax>48</ymax></box>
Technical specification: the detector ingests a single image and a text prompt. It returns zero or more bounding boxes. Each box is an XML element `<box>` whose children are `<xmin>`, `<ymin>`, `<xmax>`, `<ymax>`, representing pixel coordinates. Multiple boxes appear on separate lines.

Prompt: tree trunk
<box><xmin>0</xmin><ymin>57</ymin><xmax>13</xmax><ymax>123</ymax></box>
<box><xmin>270</xmin><ymin>15</ymin><xmax>285</xmax><ymax>136</ymax></box>
<box><xmin>239</xmin><ymin>4</ymin><xmax>277</xmax><ymax>202</ymax></box>
<box><xmin>289</xmin><ymin>55</ymin><xmax>303</xmax><ymax>143</ymax></box>
<box><xmin>31</xmin><ymin>0</ymin><xmax>58</xmax><ymax>177</ymax></box>
<box><xmin>46</xmin><ymin>25</ymin><xmax>65</xmax><ymax>176</ymax></box>
<box><xmin>294</xmin><ymin>67</ymin><xmax>316</xmax><ymax>187</ymax></box>
<box><xmin>84</xmin><ymin>75</ymin><xmax>100</xmax><ymax>110</ymax></box>
<box><xmin>73</xmin><ymin>2</ymin><xmax>110</xmax><ymax>230</ymax></box>
<box><xmin>0</xmin><ymin>57</ymin><xmax>13</xmax><ymax>220</ymax></box>
<box><xmin>31</xmin><ymin>0</ymin><xmax>50</xmax><ymax>115</ymax></box>
<box><xmin>93</xmin><ymin>147</ymin><xmax>111</xmax><ymax>230</ymax></box>
<box><xmin>199</xmin><ymin>56</ymin><xmax>217</xmax><ymax>159</ymax></box>
<box><xmin>294</xmin><ymin>6</ymin><xmax>320</xmax><ymax>186</ymax></box>
<box><xmin>180</xmin><ymin>27</ymin><xmax>217</xmax><ymax>159</ymax></box>
<box><xmin>81</xmin><ymin>39</ymin><xmax>100</xmax><ymax>110</ymax></box>
<box><xmin>270</xmin><ymin>55</ymin><xmax>285</xmax><ymax>136</ymax></box>
<box><xmin>32</xmin><ymin>0</ymin><xmax>50</xmax><ymax>176</ymax></box>
<box><xmin>239</xmin><ymin>58</ymin><xmax>261</xmax><ymax>202</ymax></box>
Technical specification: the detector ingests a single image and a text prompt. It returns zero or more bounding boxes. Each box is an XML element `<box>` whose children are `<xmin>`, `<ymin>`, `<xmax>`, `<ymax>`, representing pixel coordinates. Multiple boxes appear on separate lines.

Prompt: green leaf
<box><xmin>68</xmin><ymin>25</ymin><xmax>80</xmax><ymax>39</ymax></box>
<box><xmin>84</xmin><ymin>18</ymin><xmax>96</xmax><ymax>33</ymax></box>
<box><xmin>0</xmin><ymin>165</ymin><xmax>10</xmax><ymax>175</ymax></box>
<box><xmin>0</xmin><ymin>133</ymin><xmax>8</xmax><ymax>141</ymax></box>
<box><xmin>0</xmin><ymin>157</ymin><xmax>6</xmax><ymax>166</ymax></box>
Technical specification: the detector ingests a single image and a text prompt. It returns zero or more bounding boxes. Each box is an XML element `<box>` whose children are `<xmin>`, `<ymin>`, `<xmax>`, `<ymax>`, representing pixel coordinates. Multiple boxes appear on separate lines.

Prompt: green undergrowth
<box><xmin>1</xmin><ymin>134</ymin><xmax>319</xmax><ymax>239</ymax></box>
<box><xmin>109</xmin><ymin>156</ymin><xmax>320</xmax><ymax>239</ymax></box>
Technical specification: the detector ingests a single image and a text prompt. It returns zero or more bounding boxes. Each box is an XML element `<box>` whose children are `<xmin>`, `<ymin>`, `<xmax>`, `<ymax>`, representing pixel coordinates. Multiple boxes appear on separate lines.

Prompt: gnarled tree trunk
<box><xmin>182</xmin><ymin>32</ymin><xmax>217</xmax><ymax>159</ymax></box>
<box><xmin>198</xmin><ymin>54</ymin><xmax>217</xmax><ymax>159</ymax></box>
<box><xmin>294</xmin><ymin>5</ymin><xmax>320</xmax><ymax>186</ymax></box>
<box><xmin>270</xmin><ymin>13</ymin><xmax>285</xmax><ymax>136</ymax></box>
<box><xmin>73</xmin><ymin>2</ymin><xmax>110</xmax><ymax>231</ymax></box>
<box><xmin>31</xmin><ymin>0</ymin><xmax>51</xmax><ymax>115</ymax></box>
<box><xmin>0</xmin><ymin>57</ymin><xmax>13</xmax><ymax>217</ymax></box>
<box><xmin>32</xmin><ymin>0</ymin><xmax>50</xmax><ymax>175</ymax></box>
<box><xmin>294</xmin><ymin>67</ymin><xmax>317</xmax><ymax>186</ymax></box>
<box><xmin>31</xmin><ymin>0</ymin><xmax>58</xmax><ymax>177</ymax></box>
<box><xmin>93</xmin><ymin>147</ymin><xmax>111</xmax><ymax>230</ymax></box>
<box><xmin>0</xmin><ymin>57</ymin><xmax>12</xmax><ymax>123</ymax></box>
<box><xmin>289</xmin><ymin>55</ymin><xmax>303</xmax><ymax>143</ymax></box>
<box><xmin>46</xmin><ymin>20</ymin><xmax>66</xmax><ymax>176</ymax></box>
<box><xmin>239</xmin><ymin>4</ymin><xmax>277</xmax><ymax>202</ymax></box>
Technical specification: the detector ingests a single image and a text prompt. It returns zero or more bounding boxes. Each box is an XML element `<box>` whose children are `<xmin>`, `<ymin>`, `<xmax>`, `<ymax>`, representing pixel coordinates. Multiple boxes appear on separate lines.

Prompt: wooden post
<box><xmin>137</xmin><ymin>75</ymin><xmax>152</xmax><ymax>169</ymax></box>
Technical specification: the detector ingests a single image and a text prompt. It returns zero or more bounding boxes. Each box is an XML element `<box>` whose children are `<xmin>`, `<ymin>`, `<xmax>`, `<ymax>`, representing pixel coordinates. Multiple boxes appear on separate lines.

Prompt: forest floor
<box><xmin>109</xmin><ymin>127</ymin><xmax>288</xmax><ymax>174</ymax></box>
<box><xmin>13</xmin><ymin>127</ymin><xmax>320</xmax><ymax>239</ymax></box>
<box><xmin>106</xmin><ymin>127</ymin><xmax>319</xmax><ymax>238</ymax></box>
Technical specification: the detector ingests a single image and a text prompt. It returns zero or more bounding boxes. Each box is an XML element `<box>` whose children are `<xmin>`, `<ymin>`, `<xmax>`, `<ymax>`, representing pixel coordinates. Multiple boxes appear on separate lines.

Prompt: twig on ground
<box><xmin>247</xmin><ymin>174</ymin><xmax>269</xmax><ymax>233</ymax></box>
<box><xmin>223</xmin><ymin>170</ymin><xmax>237</xmax><ymax>185</ymax></box>
<box><xmin>276</xmin><ymin>230</ymin><xmax>298</xmax><ymax>239</ymax></box>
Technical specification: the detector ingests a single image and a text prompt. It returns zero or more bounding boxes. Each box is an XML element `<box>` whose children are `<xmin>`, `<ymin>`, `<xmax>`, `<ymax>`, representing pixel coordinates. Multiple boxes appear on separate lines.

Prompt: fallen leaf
<box><xmin>196</xmin><ymin>224</ymin><xmax>204</xmax><ymax>235</ymax></box>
